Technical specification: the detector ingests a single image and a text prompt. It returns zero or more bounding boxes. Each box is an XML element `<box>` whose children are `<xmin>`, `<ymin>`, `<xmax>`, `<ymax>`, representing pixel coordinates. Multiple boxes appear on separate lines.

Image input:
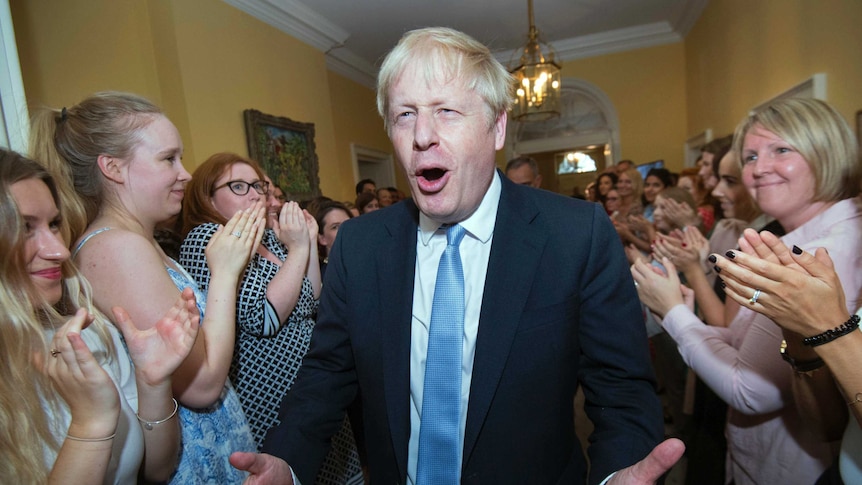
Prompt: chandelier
<box><xmin>508</xmin><ymin>0</ymin><xmax>561</xmax><ymax>122</ymax></box>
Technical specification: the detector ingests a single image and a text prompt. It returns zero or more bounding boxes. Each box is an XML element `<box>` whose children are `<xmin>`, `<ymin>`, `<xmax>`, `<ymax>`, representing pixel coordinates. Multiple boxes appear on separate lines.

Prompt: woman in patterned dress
<box><xmin>31</xmin><ymin>92</ymin><xmax>262</xmax><ymax>483</ymax></box>
<box><xmin>179</xmin><ymin>153</ymin><xmax>364</xmax><ymax>484</ymax></box>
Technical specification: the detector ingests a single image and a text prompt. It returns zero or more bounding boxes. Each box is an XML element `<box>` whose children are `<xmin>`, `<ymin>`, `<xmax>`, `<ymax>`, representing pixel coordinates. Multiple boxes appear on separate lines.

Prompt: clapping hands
<box><xmin>206</xmin><ymin>203</ymin><xmax>266</xmax><ymax>279</ymax></box>
<box><xmin>38</xmin><ymin>308</ymin><xmax>120</xmax><ymax>439</ymax></box>
<box><xmin>273</xmin><ymin>201</ymin><xmax>311</xmax><ymax>253</ymax></box>
<box><xmin>113</xmin><ymin>287</ymin><xmax>200</xmax><ymax>388</ymax></box>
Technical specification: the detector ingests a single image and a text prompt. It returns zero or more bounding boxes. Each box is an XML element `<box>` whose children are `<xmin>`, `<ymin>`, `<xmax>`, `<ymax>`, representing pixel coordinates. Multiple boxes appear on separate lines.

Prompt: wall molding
<box><xmin>224</xmin><ymin>0</ymin><xmax>709</xmax><ymax>89</ymax></box>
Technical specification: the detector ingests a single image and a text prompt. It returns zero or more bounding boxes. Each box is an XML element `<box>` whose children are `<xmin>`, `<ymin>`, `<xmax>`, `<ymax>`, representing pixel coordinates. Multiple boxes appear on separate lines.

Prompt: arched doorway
<box><xmin>505</xmin><ymin>78</ymin><xmax>620</xmax><ymax>198</ymax></box>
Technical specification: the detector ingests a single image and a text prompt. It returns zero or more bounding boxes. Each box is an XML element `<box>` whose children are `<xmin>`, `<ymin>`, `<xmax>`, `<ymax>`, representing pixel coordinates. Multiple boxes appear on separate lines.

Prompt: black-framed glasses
<box><xmin>214</xmin><ymin>180</ymin><xmax>270</xmax><ymax>196</ymax></box>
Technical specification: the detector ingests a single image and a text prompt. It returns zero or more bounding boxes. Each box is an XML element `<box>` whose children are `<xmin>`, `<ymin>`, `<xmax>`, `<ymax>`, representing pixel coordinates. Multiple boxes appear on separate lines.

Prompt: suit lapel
<box><xmin>462</xmin><ymin>179</ymin><xmax>547</xmax><ymax>465</ymax></box>
<box><xmin>379</xmin><ymin>201</ymin><xmax>419</xmax><ymax>479</ymax></box>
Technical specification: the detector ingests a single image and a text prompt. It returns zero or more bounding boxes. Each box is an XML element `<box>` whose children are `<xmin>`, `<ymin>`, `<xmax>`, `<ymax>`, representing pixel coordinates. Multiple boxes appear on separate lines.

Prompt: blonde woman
<box><xmin>32</xmin><ymin>92</ymin><xmax>263</xmax><ymax>483</ymax></box>
<box><xmin>633</xmin><ymin>98</ymin><xmax>861</xmax><ymax>484</ymax></box>
<box><xmin>0</xmin><ymin>149</ymin><xmax>197</xmax><ymax>483</ymax></box>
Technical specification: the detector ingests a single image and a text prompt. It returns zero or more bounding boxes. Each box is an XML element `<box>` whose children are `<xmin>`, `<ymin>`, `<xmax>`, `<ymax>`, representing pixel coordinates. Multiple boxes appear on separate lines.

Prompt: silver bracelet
<box><xmin>136</xmin><ymin>398</ymin><xmax>179</xmax><ymax>430</ymax></box>
<box><xmin>66</xmin><ymin>432</ymin><xmax>117</xmax><ymax>442</ymax></box>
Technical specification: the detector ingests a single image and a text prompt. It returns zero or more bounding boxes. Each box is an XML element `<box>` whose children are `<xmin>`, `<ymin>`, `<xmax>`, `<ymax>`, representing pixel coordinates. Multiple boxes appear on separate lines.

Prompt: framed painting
<box><xmin>243</xmin><ymin>109</ymin><xmax>320</xmax><ymax>201</ymax></box>
<box><xmin>857</xmin><ymin>110</ymin><xmax>862</xmax><ymax>149</ymax></box>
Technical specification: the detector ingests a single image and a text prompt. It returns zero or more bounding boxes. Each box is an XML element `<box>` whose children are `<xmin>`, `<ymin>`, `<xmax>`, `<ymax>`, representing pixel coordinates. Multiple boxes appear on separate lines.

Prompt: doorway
<box><xmin>506</xmin><ymin>78</ymin><xmax>619</xmax><ymax>198</ymax></box>
<box><xmin>351</xmin><ymin>144</ymin><xmax>395</xmax><ymax>190</ymax></box>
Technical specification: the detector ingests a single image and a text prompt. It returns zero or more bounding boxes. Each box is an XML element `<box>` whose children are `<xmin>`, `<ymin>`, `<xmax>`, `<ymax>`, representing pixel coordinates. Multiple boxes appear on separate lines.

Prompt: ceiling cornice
<box><xmin>222</xmin><ymin>0</ymin><xmax>349</xmax><ymax>52</ymax></box>
<box><xmin>494</xmin><ymin>21</ymin><xmax>683</xmax><ymax>66</ymax></box>
<box><xmin>224</xmin><ymin>0</ymin><xmax>709</xmax><ymax>89</ymax></box>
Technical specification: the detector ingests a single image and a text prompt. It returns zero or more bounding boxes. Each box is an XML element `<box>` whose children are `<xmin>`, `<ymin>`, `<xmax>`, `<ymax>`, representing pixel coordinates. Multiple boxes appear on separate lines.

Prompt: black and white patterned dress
<box><xmin>180</xmin><ymin>223</ymin><xmax>364</xmax><ymax>484</ymax></box>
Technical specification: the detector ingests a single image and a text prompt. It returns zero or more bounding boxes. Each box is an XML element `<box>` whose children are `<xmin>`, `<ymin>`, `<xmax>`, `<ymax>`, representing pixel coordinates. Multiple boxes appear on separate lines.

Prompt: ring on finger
<box><xmin>50</xmin><ymin>348</ymin><xmax>60</xmax><ymax>357</ymax></box>
<box><xmin>231</xmin><ymin>230</ymin><xmax>242</xmax><ymax>238</ymax></box>
<box><xmin>749</xmin><ymin>289</ymin><xmax>762</xmax><ymax>305</ymax></box>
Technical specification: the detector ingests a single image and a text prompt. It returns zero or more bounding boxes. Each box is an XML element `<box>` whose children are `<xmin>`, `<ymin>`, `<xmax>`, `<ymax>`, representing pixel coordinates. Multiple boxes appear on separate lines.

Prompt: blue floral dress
<box><xmin>76</xmin><ymin>228</ymin><xmax>255</xmax><ymax>484</ymax></box>
<box><xmin>166</xmin><ymin>264</ymin><xmax>256</xmax><ymax>484</ymax></box>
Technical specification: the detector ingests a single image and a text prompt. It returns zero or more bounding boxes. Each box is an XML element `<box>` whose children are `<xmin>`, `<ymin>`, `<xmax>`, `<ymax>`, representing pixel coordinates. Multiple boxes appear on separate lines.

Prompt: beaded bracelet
<box><xmin>802</xmin><ymin>314</ymin><xmax>860</xmax><ymax>347</ymax></box>
<box><xmin>137</xmin><ymin>398</ymin><xmax>179</xmax><ymax>431</ymax></box>
<box><xmin>66</xmin><ymin>432</ymin><xmax>116</xmax><ymax>442</ymax></box>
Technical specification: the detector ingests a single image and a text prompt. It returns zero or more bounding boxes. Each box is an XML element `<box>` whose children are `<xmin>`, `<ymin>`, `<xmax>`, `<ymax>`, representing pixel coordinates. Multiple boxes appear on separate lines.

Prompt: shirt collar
<box><xmin>418</xmin><ymin>171</ymin><xmax>501</xmax><ymax>246</ymax></box>
<box><xmin>782</xmin><ymin>197</ymin><xmax>862</xmax><ymax>247</ymax></box>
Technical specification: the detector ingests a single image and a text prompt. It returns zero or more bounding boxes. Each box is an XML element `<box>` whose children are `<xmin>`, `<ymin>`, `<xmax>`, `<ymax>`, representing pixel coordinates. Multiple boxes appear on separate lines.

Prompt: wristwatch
<box><xmin>780</xmin><ymin>339</ymin><xmax>825</xmax><ymax>373</ymax></box>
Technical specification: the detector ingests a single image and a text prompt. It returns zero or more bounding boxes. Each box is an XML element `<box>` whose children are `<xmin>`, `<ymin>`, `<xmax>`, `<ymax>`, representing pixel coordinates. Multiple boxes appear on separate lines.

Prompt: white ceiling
<box><xmin>224</xmin><ymin>0</ymin><xmax>709</xmax><ymax>88</ymax></box>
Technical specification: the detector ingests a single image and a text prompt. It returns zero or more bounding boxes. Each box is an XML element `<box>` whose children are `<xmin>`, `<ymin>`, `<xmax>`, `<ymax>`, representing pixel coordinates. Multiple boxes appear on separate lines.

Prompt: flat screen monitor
<box><xmin>636</xmin><ymin>160</ymin><xmax>664</xmax><ymax>179</ymax></box>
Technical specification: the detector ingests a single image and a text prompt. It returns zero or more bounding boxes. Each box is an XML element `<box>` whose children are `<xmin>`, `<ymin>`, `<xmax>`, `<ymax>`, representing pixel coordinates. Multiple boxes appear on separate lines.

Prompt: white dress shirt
<box><xmin>406</xmin><ymin>173</ymin><xmax>500</xmax><ymax>484</ymax></box>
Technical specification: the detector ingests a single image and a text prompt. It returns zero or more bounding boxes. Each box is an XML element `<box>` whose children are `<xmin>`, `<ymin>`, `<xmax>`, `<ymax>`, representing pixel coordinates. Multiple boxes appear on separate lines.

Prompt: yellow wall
<box><xmin>561</xmin><ymin>42</ymin><xmax>688</xmax><ymax>171</ymax></box>
<box><xmin>685</xmin><ymin>0</ymin><xmax>862</xmax><ymax>138</ymax></box>
<box><xmin>13</xmin><ymin>0</ymin><xmax>862</xmax><ymax>198</ymax></box>
<box><xmin>12</xmin><ymin>0</ymin><xmax>163</xmax><ymax>113</ymax></box>
<box><xmin>326</xmin><ymin>71</ymin><xmax>400</xmax><ymax>199</ymax></box>
<box><xmin>12</xmin><ymin>0</ymin><xmax>373</xmax><ymax>201</ymax></box>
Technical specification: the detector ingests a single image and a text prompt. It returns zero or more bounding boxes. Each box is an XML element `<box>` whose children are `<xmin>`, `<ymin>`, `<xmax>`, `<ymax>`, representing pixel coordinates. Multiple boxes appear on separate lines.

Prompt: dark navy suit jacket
<box><xmin>263</xmin><ymin>173</ymin><xmax>662</xmax><ymax>484</ymax></box>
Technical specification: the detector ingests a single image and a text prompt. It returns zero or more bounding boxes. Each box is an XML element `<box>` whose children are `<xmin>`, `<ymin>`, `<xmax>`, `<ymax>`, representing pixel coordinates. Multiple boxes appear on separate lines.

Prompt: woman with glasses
<box><xmin>31</xmin><ymin>92</ymin><xmax>262</xmax><ymax>483</ymax></box>
<box><xmin>179</xmin><ymin>153</ymin><xmax>364</xmax><ymax>483</ymax></box>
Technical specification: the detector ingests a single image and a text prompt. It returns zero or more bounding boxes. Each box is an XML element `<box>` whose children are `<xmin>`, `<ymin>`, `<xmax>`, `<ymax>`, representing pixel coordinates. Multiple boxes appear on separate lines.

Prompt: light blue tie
<box><xmin>416</xmin><ymin>224</ymin><xmax>466</xmax><ymax>485</ymax></box>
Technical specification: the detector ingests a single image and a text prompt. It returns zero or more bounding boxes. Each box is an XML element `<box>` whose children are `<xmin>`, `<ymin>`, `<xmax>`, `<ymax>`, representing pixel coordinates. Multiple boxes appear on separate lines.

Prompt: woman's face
<box><xmin>210</xmin><ymin>163</ymin><xmax>266</xmax><ymax>219</ymax></box>
<box><xmin>741</xmin><ymin>124</ymin><xmax>816</xmax><ymax>230</ymax></box>
<box><xmin>362</xmin><ymin>198</ymin><xmax>379</xmax><ymax>214</ymax></box>
<box><xmin>121</xmin><ymin>115</ymin><xmax>190</xmax><ymax>222</ymax></box>
<box><xmin>12</xmin><ymin>178</ymin><xmax>71</xmax><ymax>306</ymax></box>
<box><xmin>652</xmin><ymin>195</ymin><xmax>672</xmax><ymax>233</ymax></box>
<box><xmin>263</xmin><ymin>176</ymin><xmax>282</xmax><ymax>223</ymax></box>
<box><xmin>377</xmin><ymin>189</ymin><xmax>393</xmax><ymax>207</ymax></box>
<box><xmin>604</xmin><ymin>189</ymin><xmax>621</xmax><ymax>213</ymax></box>
<box><xmin>643</xmin><ymin>175</ymin><xmax>665</xmax><ymax>204</ymax></box>
<box><xmin>676</xmin><ymin>176</ymin><xmax>695</xmax><ymax>198</ymax></box>
<box><xmin>712</xmin><ymin>152</ymin><xmax>757</xmax><ymax>221</ymax></box>
<box><xmin>318</xmin><ymin>209</ymin><xmax>350</xmax><ymax>255</ymax></box>
<box><xmin>698</xmin><ymin>152</ymin><xmax>718</xmax><ymax>190</ymax></box>
<box><xmin>597</xmin><ymin>175</ymin><xmax>614</xmax><ymax>196</ymax></box>
<box><xmin>616</xmin><ymin>173</ymin><xmax>634</xmax><ymax>198</ymax></box>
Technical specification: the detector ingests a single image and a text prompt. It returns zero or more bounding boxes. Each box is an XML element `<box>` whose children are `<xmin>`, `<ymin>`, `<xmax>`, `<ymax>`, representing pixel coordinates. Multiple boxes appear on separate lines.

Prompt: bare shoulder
<box><xmin>75</xmin><ymin>228</ymin><xmax>182</xmax><ymax>329</ymax></box>
<box><xmin>75</xmin><ymin>228</ymin><xmax>165</xmax><ymax>271</ymax></box>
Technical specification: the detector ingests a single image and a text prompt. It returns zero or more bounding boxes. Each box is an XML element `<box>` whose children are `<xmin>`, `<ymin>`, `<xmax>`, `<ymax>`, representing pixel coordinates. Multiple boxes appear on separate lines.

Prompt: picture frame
<box><xmin>857</xmin><ymin>110</ymin><xmax>862</xmax><ymax>149</ymax></box>
<box><xmin>243</xmin><ymin>109</ymin><xmax>320</xmax><ymax>201</ymax></box>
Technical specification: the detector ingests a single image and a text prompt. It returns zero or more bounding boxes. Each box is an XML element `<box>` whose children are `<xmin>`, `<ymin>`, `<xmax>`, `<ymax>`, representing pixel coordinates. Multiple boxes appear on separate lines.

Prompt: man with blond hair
<box><xmin>233</xmin><ymin>27</ymin><xmax>682</xmax><ymax>485</ymax></box>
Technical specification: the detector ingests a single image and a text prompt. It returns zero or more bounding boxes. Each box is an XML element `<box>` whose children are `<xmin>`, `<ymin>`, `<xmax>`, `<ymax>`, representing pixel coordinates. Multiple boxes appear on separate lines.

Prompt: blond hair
<box><xmin>0</xmin><ymin>149</ymin><xmax>114</xmax><ymax>482</ymax></box>
<box><xmin>733</xmin><ymin>98</ymin><xmax>861</xmax><ymax>202</ymax></box>
<box><xmin>376</xmin><ymin>27</ymin><xmax>513</xmax><ymax>132</ymax></box>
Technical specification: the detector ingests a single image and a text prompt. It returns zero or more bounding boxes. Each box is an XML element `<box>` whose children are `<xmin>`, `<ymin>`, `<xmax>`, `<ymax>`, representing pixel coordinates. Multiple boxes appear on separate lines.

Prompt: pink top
<box><xmin>662</xmin><ymin>197</ymin><xmax>862</xmax><ymax>485</ymax></box>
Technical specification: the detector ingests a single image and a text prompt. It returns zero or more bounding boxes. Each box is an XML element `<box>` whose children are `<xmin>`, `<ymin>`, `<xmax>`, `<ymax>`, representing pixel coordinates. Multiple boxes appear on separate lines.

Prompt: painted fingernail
<box><xmin>720</xmin><ymin>280</ymin><xmax>726</xmax><ymax>289</ymax></box>
<box><xmin>792</xmin><ymin>245</ymin><xmax>803</xmax><ymax>255</ymax></box>
<box><xmin>714</xmin><ymin>265</ymin><xmax>721</xmax><ymax>273</ymax></box>
<box><xmin>725</xmin><ymin>250</ymin><xmax>735</xmax><ymax>259</ymax></box>
<box><xmin>708</xmin><ymin>255</ymin><xmax>717</xmax><ymax>263</ymax></box>
<box><xmin>682</xmin><ymin>243</ymin><xmax>688</xmax><ymax>248</ymax></box>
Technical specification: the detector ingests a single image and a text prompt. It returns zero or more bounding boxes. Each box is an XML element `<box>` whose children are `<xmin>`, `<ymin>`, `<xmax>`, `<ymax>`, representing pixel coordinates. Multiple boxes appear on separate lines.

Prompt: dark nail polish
<box><xmin>714</xmin><ymin>265</ymin><xmax>721</xmax><ymax>273</ymax></box>
<box><xmin>682</xmin><ymin>243</ymin><xmax>688</xmax><ymax>248</ymax></box>
<box><xmin>720</xmin><ymin>280</ymin><xmax>726</xmax><ymax>289</ymax></box>
<box><xmin>725</xmin><ymin>250</ymin><xmax>735</xmax><ymax>259</ymax></box>
<box><xmin>708</xmin><ymin>255</ymin><xmax>717</xmax><ymax>263</ymax></box>
<box><xmin>792</xmin><ymin>245</ymin><xmax>803</xmax><ymax>255</ymax></box>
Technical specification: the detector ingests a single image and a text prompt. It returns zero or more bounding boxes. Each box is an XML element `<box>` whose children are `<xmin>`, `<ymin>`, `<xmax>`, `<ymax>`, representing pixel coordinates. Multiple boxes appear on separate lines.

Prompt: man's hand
<box><xmin>230</xmin><ymin>452</ymin><xmax>294</xmax><ymax>485</ymax></box>
<box><xmin>608</xmin><ymin>438</ymin><xmax>685</xmax><ymax>484</ymax></box>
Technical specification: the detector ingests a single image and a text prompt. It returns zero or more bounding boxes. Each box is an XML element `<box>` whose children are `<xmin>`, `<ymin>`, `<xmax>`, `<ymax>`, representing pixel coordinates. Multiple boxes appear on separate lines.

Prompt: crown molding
<box><xmin>494</xmin><ymin>21</ymin><xmax>682</xmax><ymax>65</ymax></box>
<box><xmin>673</xmin><ymin>0</ymin><xmax>709</xmax><ymax>37</ymax></box>
<box><xmin>326</xmin><ymin>48</ymin><xmax>377</xmax><ymax>88</ymax></box>
<box><xmin>222</xmin><ymin>0</ymin><xmax>349</xmax><ymax>52</ymax></box>
<box><xmin>225</xmin><ymin>0</ymin><xmax>698</xmax><ymax>90</ymax></box>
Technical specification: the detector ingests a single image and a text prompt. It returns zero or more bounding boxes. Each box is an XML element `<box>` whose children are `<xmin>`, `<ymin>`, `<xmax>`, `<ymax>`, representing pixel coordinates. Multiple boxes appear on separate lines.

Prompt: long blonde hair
<box><xmin>0</xmin><ymin>149</ymin><xmax>114</xmax><ymax>483</ymax></box>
